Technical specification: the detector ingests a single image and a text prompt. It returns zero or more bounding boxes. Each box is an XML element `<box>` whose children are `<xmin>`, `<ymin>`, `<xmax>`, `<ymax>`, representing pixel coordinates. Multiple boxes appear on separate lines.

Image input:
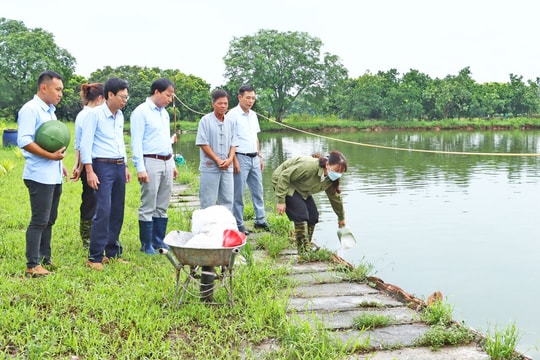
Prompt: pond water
<box><xmin>176</xmin><ymin>129</ymin><xmax>540</xmax><ymax>358</ymax></box>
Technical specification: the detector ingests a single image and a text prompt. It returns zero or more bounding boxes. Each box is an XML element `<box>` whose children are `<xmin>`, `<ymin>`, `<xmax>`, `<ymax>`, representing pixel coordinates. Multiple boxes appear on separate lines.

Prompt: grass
<box><xmin>420</xmin><ymin>298</ymin><xmax>453</xmax><ymax>326</ymax></box>
<box><xmin>0</xmin><ymin>136</ymin><xmax>281</xmax><ymax>359</ymax></box>
<box><xmin>414</xmin><ymin>323</ymin><xmax>475</xmax><ymax>351</ymax></box>
<box><xmin>352</xmin><ymin>312</ymin><xmax>394</xmax><ymax>331</ymax></box>
<box><xmin>334</xmin><ymin>259</ymin><xmax>375</xmax><ymax>283</ymax></box>
<box><xmin>484</xmin><ymin>322</ymin><xmax>522</xmax><ymax>360</ymax></box>
<box><xmin>415</xmin><ymin>297</ymin><xmax>475</xmax><ymax>351</ymax></box>
<box><xmin>0</xmin><ymin>126</ymin><xmax>379</xmax><ymax>359</ymax></box>
<box><xmin>1</xmin><ymin>121</ymin><xmax>525</xmax><ymax>359</ymax></box>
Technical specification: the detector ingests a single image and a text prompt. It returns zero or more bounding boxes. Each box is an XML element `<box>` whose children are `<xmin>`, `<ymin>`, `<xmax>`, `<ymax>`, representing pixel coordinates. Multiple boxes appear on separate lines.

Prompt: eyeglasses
<box><xmin>116</xmin><ymin>94</ymin><xmax>129</xmax><ymax>101</ymax></box>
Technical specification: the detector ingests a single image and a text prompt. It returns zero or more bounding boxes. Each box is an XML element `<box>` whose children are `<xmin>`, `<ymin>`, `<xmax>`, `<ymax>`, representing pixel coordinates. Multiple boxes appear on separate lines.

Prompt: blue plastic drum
<box><xmin>2</xmin><ymin>129</ymin><xmax>18</xmax><ymax>147</ymax></box>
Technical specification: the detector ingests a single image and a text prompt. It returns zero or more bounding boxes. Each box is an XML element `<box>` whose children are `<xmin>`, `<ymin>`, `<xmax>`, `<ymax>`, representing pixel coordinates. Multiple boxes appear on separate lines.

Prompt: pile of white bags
<box><xmin>184</xmin><ymin>205</ymin><xmax>238</xmax><ymax>248</ymax></box>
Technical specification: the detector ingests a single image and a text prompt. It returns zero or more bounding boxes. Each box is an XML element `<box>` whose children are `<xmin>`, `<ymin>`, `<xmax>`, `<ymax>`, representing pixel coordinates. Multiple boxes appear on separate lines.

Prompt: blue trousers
<box><xmin>233</xmin><ymin>154</ymin><xmax>266</xmax><ymax>228</ymax></box>
<box><xmin>88</xmin><ymin>162</ymin><xmax>126</xmax><ymax>262</ymax></box>
<box><xmin>23</xmin><ymin>180</ymin><xmax>62</xmax><ymax>268</ymax></box>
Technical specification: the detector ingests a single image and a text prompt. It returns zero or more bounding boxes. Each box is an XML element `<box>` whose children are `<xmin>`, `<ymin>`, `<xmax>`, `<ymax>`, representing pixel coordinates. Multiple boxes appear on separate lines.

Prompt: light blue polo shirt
<box><xmin>80</xmin><ymin>102</ymin><xmax>127</xmax><ymax>164</ymax></box>
<box><xmin>74</xmin><ymin>106</ymin><xmax>90</xmax><ymax>150</ymax></box>
<box><xmin>17</xmin><ymin>95</ymin><xmax>63</xmax><ymax>184</ymax></box>
<box><xmin>130</xmin><ymin>98</ymin><xmax>173</xmax><ymax>173</ymax></box>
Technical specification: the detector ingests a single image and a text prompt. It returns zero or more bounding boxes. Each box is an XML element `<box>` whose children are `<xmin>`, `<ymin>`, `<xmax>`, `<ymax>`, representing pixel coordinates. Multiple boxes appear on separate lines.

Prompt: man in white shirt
<box><xmin>230</xmin><ymin>85</ymin><xmax>270</xmax><ymax>235</ymax></box>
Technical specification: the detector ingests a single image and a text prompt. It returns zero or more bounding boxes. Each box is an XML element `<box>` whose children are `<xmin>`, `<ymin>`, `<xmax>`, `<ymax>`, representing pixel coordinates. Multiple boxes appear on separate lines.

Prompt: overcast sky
<box><xmin>3</xmin><ymin>0</ymin><xmax>538</xmax><ymax>87</ymax></box>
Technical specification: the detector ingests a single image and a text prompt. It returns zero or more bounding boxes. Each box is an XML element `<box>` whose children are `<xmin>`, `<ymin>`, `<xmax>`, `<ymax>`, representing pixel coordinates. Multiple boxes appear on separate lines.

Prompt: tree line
<box><xmin>1</xmin><ymin>18</ymin><xmax>539</xmax><ymax>124</ymax></box>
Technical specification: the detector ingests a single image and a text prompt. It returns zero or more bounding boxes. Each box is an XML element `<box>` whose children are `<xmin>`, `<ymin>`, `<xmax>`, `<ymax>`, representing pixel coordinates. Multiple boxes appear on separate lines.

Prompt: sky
<box><xmin>3</xmin><ymin>0</ymin><xmax>539</xmax><ymax>88</ymax></box>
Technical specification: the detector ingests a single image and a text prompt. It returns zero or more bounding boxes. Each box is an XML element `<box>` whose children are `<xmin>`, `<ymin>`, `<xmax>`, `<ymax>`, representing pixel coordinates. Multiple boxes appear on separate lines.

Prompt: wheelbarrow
<box><xmin>160</xmin><ymin>230</ymin><xmax>246</xmax><ymax>305</ymax></box>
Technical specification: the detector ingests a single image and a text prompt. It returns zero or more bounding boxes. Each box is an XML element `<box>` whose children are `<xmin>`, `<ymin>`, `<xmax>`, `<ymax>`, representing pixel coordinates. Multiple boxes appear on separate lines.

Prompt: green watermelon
<box><xmin>35</xmin><ymin>120</ymin><xmax>71</xmax><ymax>152</ymax></box>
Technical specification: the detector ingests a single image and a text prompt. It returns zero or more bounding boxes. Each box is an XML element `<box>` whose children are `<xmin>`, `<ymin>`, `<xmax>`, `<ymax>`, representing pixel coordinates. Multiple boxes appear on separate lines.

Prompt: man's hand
<box><xmin>86</xmin><ymin>170</ymin><xmax>99</xmax><ymax>190</ymax></box>
<box><xmin>50</xmin><ymin>147</ymin><xmax>66</xmax><ymax>160</ymax></box>
<box><xmin>138</xmin><ymin>171</ymin><xmax>149</xmax><ymax>183</ymax></box>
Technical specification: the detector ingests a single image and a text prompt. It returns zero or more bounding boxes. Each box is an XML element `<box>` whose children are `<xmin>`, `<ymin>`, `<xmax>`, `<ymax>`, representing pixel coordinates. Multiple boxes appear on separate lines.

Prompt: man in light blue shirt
<box><xmin>17</xmin><ymin>70</ymin><xmax>67</xmax><ymax>277</ymax></box>
<box><xmin>80</xmin><ymin>78</ymin><xmax>131</xmax><ymax>270</ymax></box>
<box><xmin>130</xmin><ymin>78</ymin><xmax>178</xmax><ymax>254</ymax></box>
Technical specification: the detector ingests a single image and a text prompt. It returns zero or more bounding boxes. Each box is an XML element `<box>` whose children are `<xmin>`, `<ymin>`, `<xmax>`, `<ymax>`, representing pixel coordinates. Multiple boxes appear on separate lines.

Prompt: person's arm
<box><xmin>130</xmin><ymin>109</ymin><xmax>148</xmax><ymax>183</ymax></box>
<box><xmin>17</xmin><ymin>109</ymin><xmax>65</xmax><ymax>161</ymax></box>
<box><xmin>80</xmin><ymin>111</ymin><xmax>99</xmax><ymax>190</ymax></box>
<box><xmin>71</xmin><ymin>149</ymin><xmax>81</xmax><ymax>180</ymax></box>
<box><xmin>223</xmin><ymin>145</ymin><xmax>235</xmax><ymax>170</ymax></box>
<box><xmin>326</xmin><ymin>187</ymin><xmax>345</xmax><ymax>227</ymax></box>
<box><xmin>257</xmin><ymin>138</ymin><xmax>264</xmax><ymax>171</ymax></box>
<box><xmin>22</xmin><ymin>142</ymin><xmax>65</xmax><ymax>160</ymax></box>
<box><xmin>273</xmin><ymin>159</ymin><xmax>304</xmax><ymax>214</ymax></box>
<box><xmin>199</xmin><ymin>145</ymin><xmax>223</xmax><ymax>166</ymax></box>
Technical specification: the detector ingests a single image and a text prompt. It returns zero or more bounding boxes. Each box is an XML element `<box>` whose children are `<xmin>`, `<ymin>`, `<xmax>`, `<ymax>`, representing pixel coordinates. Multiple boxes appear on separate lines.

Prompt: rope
<box><xmin>173</xmin><ymin>93</ymin><xmax>206</xmax><ymax>116</ymax></box>
<box><xmin>172</xmin><ymin>93</ymin><xmax>540</xmax><ymax>157</ymax></box>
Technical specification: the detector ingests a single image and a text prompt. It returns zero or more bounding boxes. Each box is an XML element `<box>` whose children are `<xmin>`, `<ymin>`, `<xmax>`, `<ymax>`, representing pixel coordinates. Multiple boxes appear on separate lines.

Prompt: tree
<box><xmin>0</xmin><ymin>18</ymin><xmax>76</xmax><ymax>120</ymax></box>
<box><xmin>334</xmin><ymin>72</ymin><xmax>387</xmax><ymax>120</ymax></box>
<box><xmin>89</xmin><ymin>65</ymin><xmax>211</xmax><ymax>121</ymax></box>
<box><xmin>223</xmin><ymin>29</ymin><xmax>348</xmax><ymax>122</ymax></box>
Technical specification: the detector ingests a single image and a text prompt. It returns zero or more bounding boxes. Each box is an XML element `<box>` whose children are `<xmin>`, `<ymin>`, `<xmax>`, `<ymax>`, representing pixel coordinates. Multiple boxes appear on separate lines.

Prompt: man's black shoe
<box><xmin>238</xmin><ymin>226</ymin><xmax>250</xmax><ymax>236</ymax></box>
<box><xmin>254</xmin><ymin>222</ymin><xmax>270</xmax><ymax>232</ymax></box>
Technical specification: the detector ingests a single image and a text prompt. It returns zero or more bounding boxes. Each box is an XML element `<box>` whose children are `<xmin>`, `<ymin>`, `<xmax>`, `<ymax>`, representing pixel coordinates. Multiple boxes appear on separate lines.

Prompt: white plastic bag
<box><xmin>189</xmin><ymin>205</ymin><xmax>238</xmax><ymax>248</ymax></box>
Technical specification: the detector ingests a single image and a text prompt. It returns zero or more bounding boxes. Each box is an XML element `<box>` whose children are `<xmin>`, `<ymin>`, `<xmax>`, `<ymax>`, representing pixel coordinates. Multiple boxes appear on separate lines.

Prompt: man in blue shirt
<box><xmin>17</xmin><ymin>70</ymin><xmax>68</xmax><ymax>277</ymax></box>
<box><xmin>80</xmin><ymin>78</ymin><xmax>131</xmax><ymax>270</ymax></box>
<box><xmin>130</xmin><ymin>78</ymin><xmax>178</xmax><ymax>254</ymax></box>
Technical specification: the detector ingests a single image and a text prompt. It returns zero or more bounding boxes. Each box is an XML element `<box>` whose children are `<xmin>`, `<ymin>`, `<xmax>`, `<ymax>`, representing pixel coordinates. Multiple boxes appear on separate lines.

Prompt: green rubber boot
<box><xmin>307</xmin><ymin>223</ymin><xmax>315</xmax><ymax>243</ymax></box>
<box><xmin>294</xmin><ymin>221</ymin><xmax>309</xmax><ymax>254</ymax></box>
<box><xmin>80</xmin><ymin>219</ymin><xmax>92</xmax><ymax>248</ymax></box>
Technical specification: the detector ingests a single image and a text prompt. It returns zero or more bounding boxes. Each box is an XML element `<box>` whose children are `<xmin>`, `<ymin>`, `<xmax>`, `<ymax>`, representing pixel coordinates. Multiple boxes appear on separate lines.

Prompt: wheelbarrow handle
<box><xmin>159</xmin><ymin>248</ymin><xmax>182</xmax><ymax>271</ymax></box>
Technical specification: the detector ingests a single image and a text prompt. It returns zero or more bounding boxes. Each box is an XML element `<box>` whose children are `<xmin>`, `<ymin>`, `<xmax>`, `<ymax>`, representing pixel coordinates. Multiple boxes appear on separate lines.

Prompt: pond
<box><xmin>176</xmin><ymin>128</ymin><xmax>540</xmax><ymax>358</ymax></box>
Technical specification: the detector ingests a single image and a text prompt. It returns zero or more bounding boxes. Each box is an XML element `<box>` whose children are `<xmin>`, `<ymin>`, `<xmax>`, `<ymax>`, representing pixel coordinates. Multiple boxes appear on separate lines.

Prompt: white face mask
<box><xmin>328</xmin><ymin>170</ymin><xmax>342</xmax><ymax>181</ymax></box>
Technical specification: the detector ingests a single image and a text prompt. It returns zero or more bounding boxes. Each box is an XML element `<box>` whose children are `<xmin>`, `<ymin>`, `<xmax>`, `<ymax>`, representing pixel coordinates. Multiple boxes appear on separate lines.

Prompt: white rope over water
<box><xmin>173</xmin><ymin>93</ymin><xmax>540</xmax><ymax>157</ymax></box>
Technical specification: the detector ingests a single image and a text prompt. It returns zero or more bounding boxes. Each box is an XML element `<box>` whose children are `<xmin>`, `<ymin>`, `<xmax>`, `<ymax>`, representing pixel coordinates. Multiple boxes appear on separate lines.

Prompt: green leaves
<box><xmin>224</xmin><ymin>29</ymin><xmax>348</xmax><ymax>122</ymax></box>
<box><xmin>0</xmin><ymin>18</ymin><xmax>76</xmax><ymax>117</ymax></box>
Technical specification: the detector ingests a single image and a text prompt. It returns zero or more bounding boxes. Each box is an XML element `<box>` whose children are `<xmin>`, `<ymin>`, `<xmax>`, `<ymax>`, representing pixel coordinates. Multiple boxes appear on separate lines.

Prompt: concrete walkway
<box><xmin>171</xmin><ymin>183</ymin><xmax>529</xmax><ymax>359</ymax></box>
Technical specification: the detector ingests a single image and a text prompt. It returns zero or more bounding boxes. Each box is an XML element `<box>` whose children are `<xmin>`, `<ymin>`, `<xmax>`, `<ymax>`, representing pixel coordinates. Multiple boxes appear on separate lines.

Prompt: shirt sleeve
<box><xmin>80</xmin><ymin>111</ymin><xmax>97</xmax><ymax>164</ymax></box>
<box><xmin>130</xmin><ymin>109</ymin><xmax>146</xmax><ymax>173</ymax></box>
<box><xmin>17</xmin><ymin>107</ymin><xmax>38</xmax><ymax>148</ymax></box>
<box><xmin>272</xmin><ymin>159</ymin><xmax>308</xmax><ymax>203</ymax></box>
<box><xmin>326</xmin><ymin>186</ymin><xmax>345</xmax><ymax>221</ymax></box>
<box><xmin>195</xmin><ymin>116</ymin><xmax>209</xmax><ymax>146</ymax></box>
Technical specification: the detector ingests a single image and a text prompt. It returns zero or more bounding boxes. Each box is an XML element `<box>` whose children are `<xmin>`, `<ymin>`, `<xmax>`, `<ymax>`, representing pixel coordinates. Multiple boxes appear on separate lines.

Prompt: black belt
<box><xmin>93</xmin><ymin>158</ymin><xmax>124</xmax><ymax>165</ymax></box>
<box><xmin>236</xmin><ymin>152</ymin><xmax>258</xmax><ymax>158</ymax></box>
<box><xmin>144</xmin><ymin>154</ymin><xmax>172</xmax><ymax>160</ymax></box>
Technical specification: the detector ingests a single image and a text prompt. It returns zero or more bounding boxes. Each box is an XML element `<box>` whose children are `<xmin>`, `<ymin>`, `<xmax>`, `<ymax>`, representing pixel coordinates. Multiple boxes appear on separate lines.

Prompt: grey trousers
<box><xmin>138</xmin><ymin>157</ymin><xmax>175</xmax><ymax>221</ymax></box>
